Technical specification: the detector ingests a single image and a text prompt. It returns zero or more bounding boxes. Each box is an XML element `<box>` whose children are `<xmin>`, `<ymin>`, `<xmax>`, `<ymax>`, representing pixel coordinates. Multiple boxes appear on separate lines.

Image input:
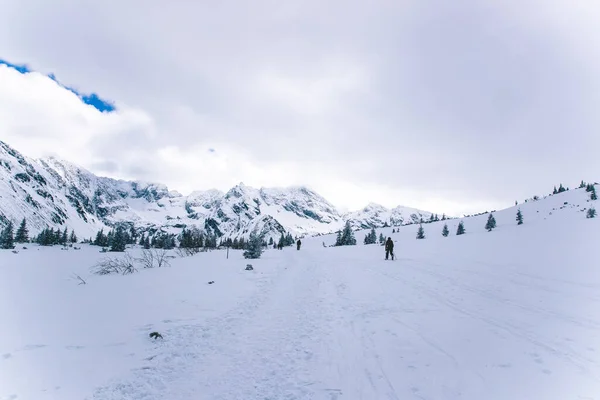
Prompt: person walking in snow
<box><xmin>385</xmin><ymin>237</ymin><xmax>394</xmax><ymax>260</ymax></box>
<box><xmin>296</xmin><ymin>239</ymin><xmax>301</xmax><ymax>250</ymax></box>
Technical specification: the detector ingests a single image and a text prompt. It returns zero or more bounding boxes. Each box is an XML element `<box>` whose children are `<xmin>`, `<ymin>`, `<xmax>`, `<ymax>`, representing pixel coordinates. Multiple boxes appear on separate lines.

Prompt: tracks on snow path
<box><xmin>91</xmin><ymin>254</ymin><xmax>339</xmax><ymax>400</ymax></box>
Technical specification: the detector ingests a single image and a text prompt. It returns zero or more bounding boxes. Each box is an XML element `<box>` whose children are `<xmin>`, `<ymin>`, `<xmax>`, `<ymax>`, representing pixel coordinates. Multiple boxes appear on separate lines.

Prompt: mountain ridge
<box><xmin>0</xmin><ymin>140</ymin><xmax>434</xmax><ymax>240</ymax></box>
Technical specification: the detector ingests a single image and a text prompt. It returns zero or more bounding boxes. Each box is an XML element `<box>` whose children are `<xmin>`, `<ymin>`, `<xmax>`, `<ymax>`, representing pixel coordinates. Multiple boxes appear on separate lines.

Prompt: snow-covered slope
<box><xmin>1</xmin><ymin>184</ymin><xmax>598</xmax><ymax>399</ymax></box>
<box><xmin>0</xmin><ymin>140</ymin><xmax>434</xmax><ymax>241</ymax></box>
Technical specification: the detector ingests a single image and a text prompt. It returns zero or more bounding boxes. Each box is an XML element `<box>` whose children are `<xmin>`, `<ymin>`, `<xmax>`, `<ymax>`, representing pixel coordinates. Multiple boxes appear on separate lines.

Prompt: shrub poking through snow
<box><xmin>93</xmin><ymin>253</ymin><xmax>137</xmax><ymax>275</ymax></box>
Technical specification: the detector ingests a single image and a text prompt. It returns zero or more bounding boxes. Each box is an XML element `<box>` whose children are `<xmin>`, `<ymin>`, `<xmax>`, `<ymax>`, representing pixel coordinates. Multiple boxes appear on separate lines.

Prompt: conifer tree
<box><xmin>591</xmin><ymin>186</ymin><xmax>597</xmax><ymax>201</ymax></box>
<box><xmin>379</xmin><ymin>232</ymin><xmax>385</xmax><ymax>244</ymax></box>
<box><xmin>485</xmin><ymin>213</ymin><xmax>497</xmax><ymax>231</ymax></box>
<box><xmin>15</xmin><ymin>218</ymin><xmax>29</xmax><ymax>243</ymax></box>
<box><xmin>580</xmin><ymin>180</ymin><xmax>586</xmax><ymax>189</ymax></box>
<box><xmin>336</xmin><ymin>221</ymin><xmax>356</xmax><ymax>246</ymax></box>
<box><xmin>61</xmin><ymin>227</ymin><xmax>68</xmax><ymax>245</ymax></box>
<box><xmin>442</xmin><ymin>224</ymin><xmax>449</xmax><ymax>237</ymax></box>
<box><xmin>456</xmin><ymin>221</ymin><xmax>466</xmax><ymax>235</ymax></box>
<box><xmin>110</xmin><ymin>226</ymin><xmax>127</xmax><ymax>252</ymax></box>
<box><xmin>1</xmin><ymin>222</ymin><xmax>15</xmax><ymax>249</ymax></box>
<box><xmin>335</xmin><ymin>231</ymin><xmax>342</xmax><ymax>246</ymax></box>
<box><xmin>587</xmin><ymin>207</ymin><xmax>596</xmax><ymax>218</ymax></box>
<box><xmin>416</xmin><ymin>224</ymin><xmax>425</xmax><ymax>239</ymax></box>
<box><xmin>516</xmin><ymin>209</ymin><xmax>523</xmax><ymax>225</ymax></box>
<box><xmin>69</xmin><ymin>230</ymin><xmax>77</xmax><ymax>243</ymax></box>
<box><xmin>243</xmin><ymin>231</ymin><xmax>263</xmax><ymax>259</ymax></box>
<box><xmin>553</xmin><ymin>186</ymin><xmax>557</xmax><ymax>194</ymax></box>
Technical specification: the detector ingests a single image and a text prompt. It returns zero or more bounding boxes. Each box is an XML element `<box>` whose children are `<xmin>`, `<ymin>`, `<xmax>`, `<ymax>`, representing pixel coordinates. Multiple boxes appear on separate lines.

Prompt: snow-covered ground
<box><xmin>1</xmin><ymin>187</ymin><xmax>599</xmax><ymax>399</ymax></box>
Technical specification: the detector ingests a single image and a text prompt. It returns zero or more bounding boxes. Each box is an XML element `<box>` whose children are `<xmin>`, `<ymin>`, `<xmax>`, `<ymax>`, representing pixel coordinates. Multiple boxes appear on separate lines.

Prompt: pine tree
<box><xmin>587</xmin><ymin>207</ymin><xmax>597</xmax><ymax>218</ymax></box>
<box><xmin>15</xmin><ymin>218</ymin><xmax>29</xmax><ymax>243</ymax></box>
<box><xmin>335</xmin><ymin>231</ymin><xmax>342</xmax><ymax>246</ymax></box>
<box><xmin>558</xmin><ymin>183</ymin><xmax>566</xmax><ymax>193</ymax></box>
<box><xmin>336</xmin><ymin>221</ymin><xmax>356</xmax><ymax>246</ymax></box>
<box><xmin>243</xmin><ymin>231</ymin><xmax>263</xmax><ymax>259</ymax></box>
<box><xmin>591</xmin><ymin>186</ymin><xmax>597</xmax><ymax>201</ymax></box>
<box><xmin>379</xmin><ymin>232</ymin><xmax>385</xmax><ymax>244</ymax></box>
<box><xmin>553</xmin><ymin>186</ymin><xmax>557</xmax><ymax>194</ymax></box>
<box><xmin>442</xmin><ymin>224</ymin><xmax>449</xmax><ymax>237</ymax></box>
<box><xmin>61</xmin><ymin>227</ymin><xmax>68</xmax><ymax>245</ymax></box>
<box><xmin>1</xmin><ymin>222</ymin><xmax>15</xmax><ymax>249</ymax></box>
<box><xmin>69</xmin><ymin>230</ymin><xmax>77</xmax><ymax>243</ymax></box>
<box><xmin>416</xmin><ymin>224</ymin><xmax>425</xmax><ymax>239</ymax></box>
<box><xmin>516</xmin><ymin>209</ymin><xmax>523</xmax><ymax>225</ymax></box>
<box><xmin>580</xmin><ymin>180</ymin><xmax>586</xmax><ymax>189</ymax></box>
<box><xmin>485</xmin><ymin>213</ymin><xmax>497</xmax><ymax>231</ymax></box>
<box><xmin>456</xmin><ymin>221</ymin><xmax>466</xmax><ymax>235</ymax></box>
<box><xmin>110</xmin><ymin>226</ymin><xmax>126</xmax><ymax>252</ymax></box>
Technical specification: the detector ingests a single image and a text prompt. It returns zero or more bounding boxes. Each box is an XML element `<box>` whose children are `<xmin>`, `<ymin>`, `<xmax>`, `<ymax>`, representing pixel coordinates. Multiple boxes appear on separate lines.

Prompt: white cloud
<box><xmin>1</xmin><ymin>0</ymin><xmax>599</xmax><ymax>217</ymax></box>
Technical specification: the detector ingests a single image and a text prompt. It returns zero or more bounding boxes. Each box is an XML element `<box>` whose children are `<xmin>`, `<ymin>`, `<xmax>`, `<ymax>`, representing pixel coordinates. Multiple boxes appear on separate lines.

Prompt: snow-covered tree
<box><xmin>15</xmin><ymin>218</ymin><xmax>29</xmax><ymax>243</ymax></box>
<box><xmin>516</xmin><ymin>209</ymin><xmax>523</xmax><ymax>225</ymax></box>
<box><xmin>591</xmin><ymin>186</ymin><xmax>597</xmax><ymax>201</ymax></box>
<box><xmin>485</xmin><ymin>213</ymin><xmax>497</xmax><ymax>232</ymax></box>
<box><xmin>336</xmin><ymin>221</ymin><xmax>356</xmax><ymax>246</ymax></box>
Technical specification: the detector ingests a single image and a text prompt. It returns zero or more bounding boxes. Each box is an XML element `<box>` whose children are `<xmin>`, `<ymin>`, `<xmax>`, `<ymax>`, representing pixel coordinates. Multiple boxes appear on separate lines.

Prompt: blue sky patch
<box><xmin>0</xmin><ymin>58</ymin><xmax>116</xmax><ymax>113</ymax></box>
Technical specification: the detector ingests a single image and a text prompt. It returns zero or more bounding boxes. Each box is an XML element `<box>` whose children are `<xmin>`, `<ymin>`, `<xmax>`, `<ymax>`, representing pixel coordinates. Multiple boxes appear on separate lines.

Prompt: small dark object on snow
<box><xmin>11</xmin><ymin>250</ymin><xmax>18</xmax><ymax>254</ymax></box>
<box><xmin>245</xmin><ymin>264</ymin><xmax>254</xmax><ymax>271</ymax></box>
<box><xmin>149</xmin><ymin>331</ymin><xmax>163</xmax><ymax>339</ymax></box>
<box><xmin>208</xmin><ymin>281</ymin><xmax>215</xmax><ymax>284</ymax></box>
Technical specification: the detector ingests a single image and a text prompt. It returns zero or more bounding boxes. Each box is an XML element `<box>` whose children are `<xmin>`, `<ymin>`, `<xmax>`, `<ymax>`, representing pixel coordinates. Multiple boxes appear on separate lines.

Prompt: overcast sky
<box><xmin>0</xmin><ymin>0</ymin><xmax>598</xmax><ymax>216</ymax></box>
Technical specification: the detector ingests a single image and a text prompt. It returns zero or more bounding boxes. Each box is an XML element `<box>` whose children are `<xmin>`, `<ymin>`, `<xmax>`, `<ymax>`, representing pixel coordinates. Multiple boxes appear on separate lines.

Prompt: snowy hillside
<box><xmin>0</xmin><ymin>140</ymin><xmax>433</xmax><ymax>241</ymax></box>
<box><xmin>0</xmin><ymin>183</ymin><xmax>598</xmax><ymax>399</ymax></box>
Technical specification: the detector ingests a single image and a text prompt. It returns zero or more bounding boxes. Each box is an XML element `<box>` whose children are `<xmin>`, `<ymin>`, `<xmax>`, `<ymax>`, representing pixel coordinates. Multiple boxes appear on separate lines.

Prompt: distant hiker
<box><xmin>385</xmin><ymin>237</ymin><xmax>394</xmax><ymax>260</ymax></box>
<box><xmin>297</xmin><ymin>239</ymin><xmax>301</xmax><ymax>250</ymax></box>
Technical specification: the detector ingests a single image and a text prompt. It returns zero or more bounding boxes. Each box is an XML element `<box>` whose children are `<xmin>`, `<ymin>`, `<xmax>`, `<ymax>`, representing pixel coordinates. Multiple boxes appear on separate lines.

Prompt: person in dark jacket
<box><xmin>385</xmin><ymin>237</ymin><xmax>394</xmax><ymax>260</ymax></box>
<box><xmin>297</xmin><ymin>239</ymin><xmax>301</xmax><ymax>250</ymax></box>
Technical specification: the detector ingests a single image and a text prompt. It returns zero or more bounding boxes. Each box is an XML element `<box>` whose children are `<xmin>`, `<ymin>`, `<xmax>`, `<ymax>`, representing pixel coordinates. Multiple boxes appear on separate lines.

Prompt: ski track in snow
<box><xmin>88</xmin><ymin>245</ymin><xmax>600</xmax><ymax>400</ymax></box>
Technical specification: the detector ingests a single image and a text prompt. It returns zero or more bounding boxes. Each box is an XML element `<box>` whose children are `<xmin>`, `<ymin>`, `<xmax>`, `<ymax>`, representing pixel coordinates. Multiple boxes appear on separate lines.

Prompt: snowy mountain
<box><xmin>0</xmin><ymin>140</ymin><xmax>433</xmax><ymax>241</ymax></box>
<box><xmin>343</xmin><ymin>202</ymin><xmax>433</xmax><ymax>229</ymax></box>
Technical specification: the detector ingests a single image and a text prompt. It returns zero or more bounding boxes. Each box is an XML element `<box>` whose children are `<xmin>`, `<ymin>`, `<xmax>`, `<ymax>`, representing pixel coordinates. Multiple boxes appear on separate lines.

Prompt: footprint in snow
<box><xmin>21</xmin><ymin>344</ymin><xmax>46</xmax><ymax>351</ymax></box>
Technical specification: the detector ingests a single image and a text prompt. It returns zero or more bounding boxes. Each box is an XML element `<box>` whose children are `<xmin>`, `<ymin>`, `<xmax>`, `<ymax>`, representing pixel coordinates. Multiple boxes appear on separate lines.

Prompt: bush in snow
<box><xmin>416</xmin><ymin>224</ymin><xmax>425</xmax><ymax>239</ymax></box>
<box><xmin>587</xmin><ymin>208</ymin><xmax>596</xmax><ymax>219</ymax></box>
<box><xmin>485</xmin><ymin>213</ymin><xmax>497</xmax><ymax>232</ymax></box>
<box><xmin>516</xmin><ymin>209</ymin><xmax>523</xmax><ymax>225</ymax></box>
<box><xmin>456</xmin><ymin>221</ymin><xmax>466</xmax><ymax>235</ymax></box>
<box><xmin>138</xmin><ymin>248</ymin><xmax>172</xmax><ymax>269</ymax></box>
<box><xmin>243</xmin><ymin>231</ymin><xmax>263</xmax><ymax>259</ymax></box>
<box><xmin>93</xmin><ymin>253</ymin><xmax>138</xmax><ymax>275</ymax></box>
<box><xmin>442</xmin><ymin>224</ymin><xmax>449</xmax><ymax>237</ymax></box>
